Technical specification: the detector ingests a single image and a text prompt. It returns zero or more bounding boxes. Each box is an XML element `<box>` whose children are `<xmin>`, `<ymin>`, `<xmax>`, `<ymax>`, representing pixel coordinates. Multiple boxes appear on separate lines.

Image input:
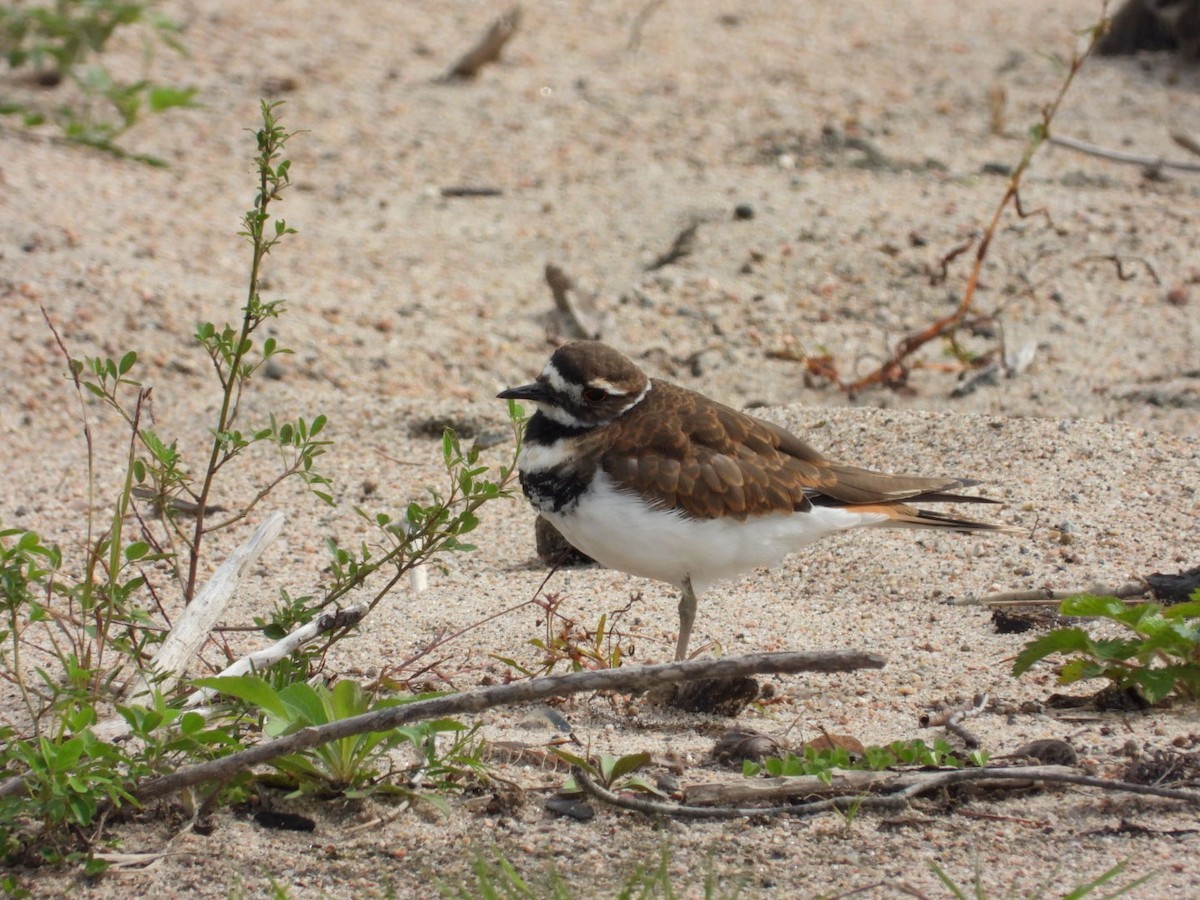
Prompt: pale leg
<box><xmin>675</xmin><ymin>577</ymin><xmax>698</xmax><ymax>661</ymax></box>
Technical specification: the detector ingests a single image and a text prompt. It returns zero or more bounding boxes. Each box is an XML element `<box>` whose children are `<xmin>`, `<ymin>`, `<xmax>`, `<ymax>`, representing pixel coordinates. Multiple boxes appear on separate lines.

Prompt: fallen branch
<box><xmin>124</xmin><ymin>512</ymin><xmax>286</xmax><ymax>703</ymax></box>
<box><xmin>576</xmin><ymin>764</ymin><xmax>1200</xmax><ymax>820</ymax></box>
<box><xmin>960</xmin><ymin>580</ymin><xmax>1149</xmax><ymax>607</ymax></box>
<box><xmin>131</xmin><ymin>650</ymin><xmax>883</xmax><ymax>802</ymax></box>
<box><xmin>439</xmin><ymin>7</ymin><xmax>522</xmax><ymax>81</ymax></box>
<box><xmin>1048</xmin><ymin>134</ymin><xmax>1200</xmax><ymax>173</ymax></box>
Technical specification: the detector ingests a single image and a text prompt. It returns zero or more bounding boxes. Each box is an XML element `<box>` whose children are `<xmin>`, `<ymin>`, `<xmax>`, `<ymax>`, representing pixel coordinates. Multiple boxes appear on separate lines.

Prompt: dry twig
<box><xmin>439</xmin><ymin>7</ymin><xmax>522</xmax><ymax>81</ymax></box>
<box><xmin>576</xmin><ymin>764</ymin><xmax>1200</xmax><ymax>820</ymax></box>
<box><xmin>844</xmin><ymin>13</ymin><xmax>1108</xmax><ymax>394</ymax></box>
<box><xmin>119</xmin><ymin>650</ymin><xmax>883</xmax><ymax>803</ymax></box>
<box><xmin>1049</xmin><ymin>133</ymin><xmax>1200</xmax><ymax>173</ymax></box>
<box><xmin>627</xmin><ymin>0</ymin><xmax>666</xmax><ymax>52</ymax></box>
<box><xmin>920</xmin><ymin>693</ymin><xmax>988</xmax><ymax>748</ymax></box>
<box><xmin>960</xmin><ymin>580</ymin><xmax>1149</xmax><ymax>607</ymax></box>
<box><xmin>645</xmin><ymin>219</ymin><xmax>703</xmax><ymax>271</ymax></box>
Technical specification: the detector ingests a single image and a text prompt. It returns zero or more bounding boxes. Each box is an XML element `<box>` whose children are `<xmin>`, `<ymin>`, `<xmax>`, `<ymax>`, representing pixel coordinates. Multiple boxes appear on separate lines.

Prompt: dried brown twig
<box><xmin>574</xmin><ymin>763</ymin><xmax>1200</xmax><ymax>820</ymax></box>
<box><xmin>439</xmin><ymin>7</ymin><xmax>522</xmax><ymax>81</ymax></box>
<box><xmin>109</xmin><ymin>650</ymin><xmax>882</xmax><ymax>803</ymax></box>
<box><xmin>843</xmin><ymin>10</ymin><xmax>1110</xmax><ymax>395</ymax></box>
<box><xmin>1076</xmin><ymin>254</ymin><xmax>1162</xmax><ymax>285</ymax></box>
<box><xmin>1049</xmin><ymin>133</ymin><xmax>1200</xmax><ymax>173</ymax></box>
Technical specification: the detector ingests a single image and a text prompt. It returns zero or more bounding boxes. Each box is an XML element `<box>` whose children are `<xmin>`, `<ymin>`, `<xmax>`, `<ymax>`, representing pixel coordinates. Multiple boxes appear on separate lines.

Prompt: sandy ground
<box><xmin>3</xmin><ymin>0</ymin><xmax>1200</xmax><ymax>896</ymax></box>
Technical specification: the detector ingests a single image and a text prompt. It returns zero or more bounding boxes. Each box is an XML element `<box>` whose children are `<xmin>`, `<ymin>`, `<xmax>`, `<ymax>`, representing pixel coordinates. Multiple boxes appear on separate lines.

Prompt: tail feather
<box><xmin>843</xmin><ymin>502</ymin><xmax>1019</xmax><ymax>534</ymax></box>
<box><xmin>903</xmin><ymin>507</ymin><xmax>1018</xmax><ymax>532</ymax></box>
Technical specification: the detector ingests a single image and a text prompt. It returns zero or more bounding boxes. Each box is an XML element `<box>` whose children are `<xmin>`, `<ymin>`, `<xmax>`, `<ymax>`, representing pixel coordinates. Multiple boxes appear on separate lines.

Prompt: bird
<box><xmin>498</xmin><ymin>341</ymin><xmax>1015</xmax><ymax>662</ymax></box>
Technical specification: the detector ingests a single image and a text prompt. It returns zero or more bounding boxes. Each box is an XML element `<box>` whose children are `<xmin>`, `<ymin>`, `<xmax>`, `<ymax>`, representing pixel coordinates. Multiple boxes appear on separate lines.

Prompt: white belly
<box><xmin>542</xmin><ymin>472</ymin><xmax>888</xmax><ymax>596</ymax></box>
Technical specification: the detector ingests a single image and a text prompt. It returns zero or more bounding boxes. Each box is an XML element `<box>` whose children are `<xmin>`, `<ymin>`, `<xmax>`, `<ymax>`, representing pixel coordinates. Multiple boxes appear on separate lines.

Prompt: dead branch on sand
<box><xmin>574</xmin><ymin>763</ymin><xmax>1200</xmax><ymax>820</ymax></box>
<box><xmin>439</xmin><ymin>7</ymin><xmax>522</xmax><ymax>81</ymax></box>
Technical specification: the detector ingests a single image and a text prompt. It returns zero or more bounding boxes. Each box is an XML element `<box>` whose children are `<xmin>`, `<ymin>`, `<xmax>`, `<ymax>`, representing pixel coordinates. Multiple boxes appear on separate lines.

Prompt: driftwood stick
<box><xmin>182</xmin><ymin>603</ymin><xmax>367</xmax><ymax>707</ymax></box>
<box><xmin>1049</xmin><ymin>134</ymin><xmax>1200</xmax><ymax>173</ymax></box>
<box><xmin>90</xmin><ymin>604</ymin><xmax>367</xmax><ymax>742</ymax></box>
<box><xmin>578</xmin><ymin>765</ymin><xmax>1200</xmax><ymax>820</ymax></box>
<box><xmin>957</xmin><ymin>580</ymin><xmax>1149</xmax><ymax>607</ymax></box>
<box><xmin>130</xmin><ymin>650</ymin><xmax>884</xmax><ymax>802</ymax></box>
<box><xmin>124</xmin><ymin>512</ymin><xmax>286</xmax><ymax>702</ymax></box>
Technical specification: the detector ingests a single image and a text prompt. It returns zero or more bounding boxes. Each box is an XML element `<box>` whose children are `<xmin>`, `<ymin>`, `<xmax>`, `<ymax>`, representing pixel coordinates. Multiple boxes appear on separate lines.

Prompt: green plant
<box><xmin>0</xmin><ymin>101</ymin><xmax>518</xmax><ymax>874</ymax></box>
<box><xmin>195</xmin><ymin>675</ymin><xmax>468</xmax><ymax>799</ymax></box>
<box><xmin>928</xmin><ymin>857</ymin><xmax>1154</xmax><ymax>899</ymax></box>
<box><xmin>1013</xmin><ymin>592</ymin><xmax>1200</xmax><ymax>704</ymax></box>
<box><xmin>493</xmin><ymin>591</ymin><xmax>638</xmax><ymax>677</ymax></box>
<box><xmin>0</xmin><ymin>0</ymin><xmax>197</xmax><ymax>162</ymax></box>
<box><xmin>445</xmin><ymin>843</ymin><xmax>743</xmax><ymax>900</ymax></box>
<box><xmin>741</xmin><ymin>738</ymin><xmax>984</xmax><ymax>782</ymax></box>
<box><xmin>551</xmin><ymin>750</ymin><xmax>666</xmax><ymax>799</ymax></box>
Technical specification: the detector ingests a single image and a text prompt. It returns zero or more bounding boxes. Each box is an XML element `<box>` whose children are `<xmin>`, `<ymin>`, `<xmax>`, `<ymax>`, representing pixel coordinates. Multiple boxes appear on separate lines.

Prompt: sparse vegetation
<box><xmin>741</xmin><ymin>738</ymin><xmax>990</xmax><ymax>781</ymax></box>
<box><xmin>0</xmin><ymin>101</ymin><xmax>519</xmax><ymax>876</ymax></box>
<box><xmin>0</xmin><ymin>0</ymin><xmax>197</xmax><ymax>162</ymax></box>
<box><xmin>1014</xmin><ymin>591</ymin><xmax>1200</xmax><ymax>704</ymax></box>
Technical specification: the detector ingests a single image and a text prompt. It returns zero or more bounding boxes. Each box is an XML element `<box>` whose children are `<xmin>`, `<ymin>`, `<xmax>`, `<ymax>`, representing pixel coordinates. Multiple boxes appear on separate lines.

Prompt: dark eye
<box><xmin>582</xmin><ymin>387</ymin><xmax>607</xmax><ymax>403</ymax></box>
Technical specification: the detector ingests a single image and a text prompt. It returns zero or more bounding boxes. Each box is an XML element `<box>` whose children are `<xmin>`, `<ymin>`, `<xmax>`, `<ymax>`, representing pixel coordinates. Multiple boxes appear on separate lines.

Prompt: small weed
<box><xmin>551</xmin><ymin>750</ymin><xmax>667</xmax><ymax>799</ymax></box>
<box><xmin>1013</xmin><ymin>591</ymin><xmax>1200</xmax><ymax>704</ymax></box>
<box><xmin>0</xmin><ymin>101</ymin><xmax>517</xmax><ymax>874</ymax></box>
<box><xmin>195</xmin><ymin>675</ymin><xmax>470</xmax><ymax>801</ymax></box>
<box><xmin>928</xmin><ymin>856</ymin><xmax>1154</xmax><ymax>899</ymax></box>
<box><xmin>446</xmin><ymin>843</ymin><xmax>743</xmax><ymax>900</ymax></box>
<box><xmin>494</xmin><ymin>592</ymin><xmax>639</xmax><ymax>677</ymax></box>
<box><xmin>0</xmin><ymin>0</ymin><xmax>197</xmax><ymax>162</ymax></box>
<box><xmin>742</xmin><ymin>738</ymin><xmax>982</xmax><ymax>782</ymax></box>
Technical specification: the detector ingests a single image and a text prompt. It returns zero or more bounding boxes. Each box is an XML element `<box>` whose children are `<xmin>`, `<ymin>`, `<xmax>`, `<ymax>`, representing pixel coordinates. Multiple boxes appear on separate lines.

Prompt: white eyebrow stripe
<box><xmin>587</xmin><ymin>377</ymin><xmax>628</xmax><ymax>396</ymax></box>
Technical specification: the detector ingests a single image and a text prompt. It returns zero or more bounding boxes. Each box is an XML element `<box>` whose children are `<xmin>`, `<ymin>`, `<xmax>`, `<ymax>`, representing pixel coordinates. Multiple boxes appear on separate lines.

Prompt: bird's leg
<box><xmin>675</xmin><ymin>577</ymin><xmax>698</xmax><ymax>662</ymax></box>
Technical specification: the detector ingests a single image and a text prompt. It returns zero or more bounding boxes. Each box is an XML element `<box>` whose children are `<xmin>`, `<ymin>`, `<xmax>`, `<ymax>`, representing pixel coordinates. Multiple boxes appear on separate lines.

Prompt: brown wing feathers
<box><xmin>601</xmin><ymin>380</ymin><xmax>1000</xmax><ymax>526</ymax></box>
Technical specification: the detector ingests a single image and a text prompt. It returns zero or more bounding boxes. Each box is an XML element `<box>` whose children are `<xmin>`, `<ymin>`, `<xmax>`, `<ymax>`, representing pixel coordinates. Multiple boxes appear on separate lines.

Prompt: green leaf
<box><xmin>193</xmin><ymin>675</ymin><xmax>288</xmax><ymax>719</ymax></box>
<box><xmin>124</xmin><ymin>541</ymin><xmax>150</xmax><ymax>561</ymax></box>
<box><xmin>148</xmin><ymin>86</ymin><xmax>198</xmax><ymax>112</ymax></box>
<box><xmin>1132</xmin><ymin>669</ymin><xmax>1175</xmax><ymax>705</ymax></box>
<box><xmin>117</xmin><ymin>350</ymin><xmax>138</xmax><ymax>374</ymax></box>
<box><xmin>1163</xmin><ymin>599</ymin><xmax>1200</xmax><ymax>621</ymax></box>
<box><xmin>1012</xmin><ymin>627</ymin><xmax>1096</xmax><ymax>676</ymax></box>
<box><xmin>1057</xmin><ymin>657</ymin><xmax>1105</xmax><ymax>686</ymax></box>
<box><xmin>607</xmin><ymin>751</ymin><xmax>652</xmax><ymax>783</ymax></box>
<box><xmin>547</xmin><ymin>748</ymin><xmax>591</xmax><ymax>772</ymax></box>
<box><xmin>1059</xmin><ymin>593</ymin><xmax>1125</xmax><ymax>619</ymax></box>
